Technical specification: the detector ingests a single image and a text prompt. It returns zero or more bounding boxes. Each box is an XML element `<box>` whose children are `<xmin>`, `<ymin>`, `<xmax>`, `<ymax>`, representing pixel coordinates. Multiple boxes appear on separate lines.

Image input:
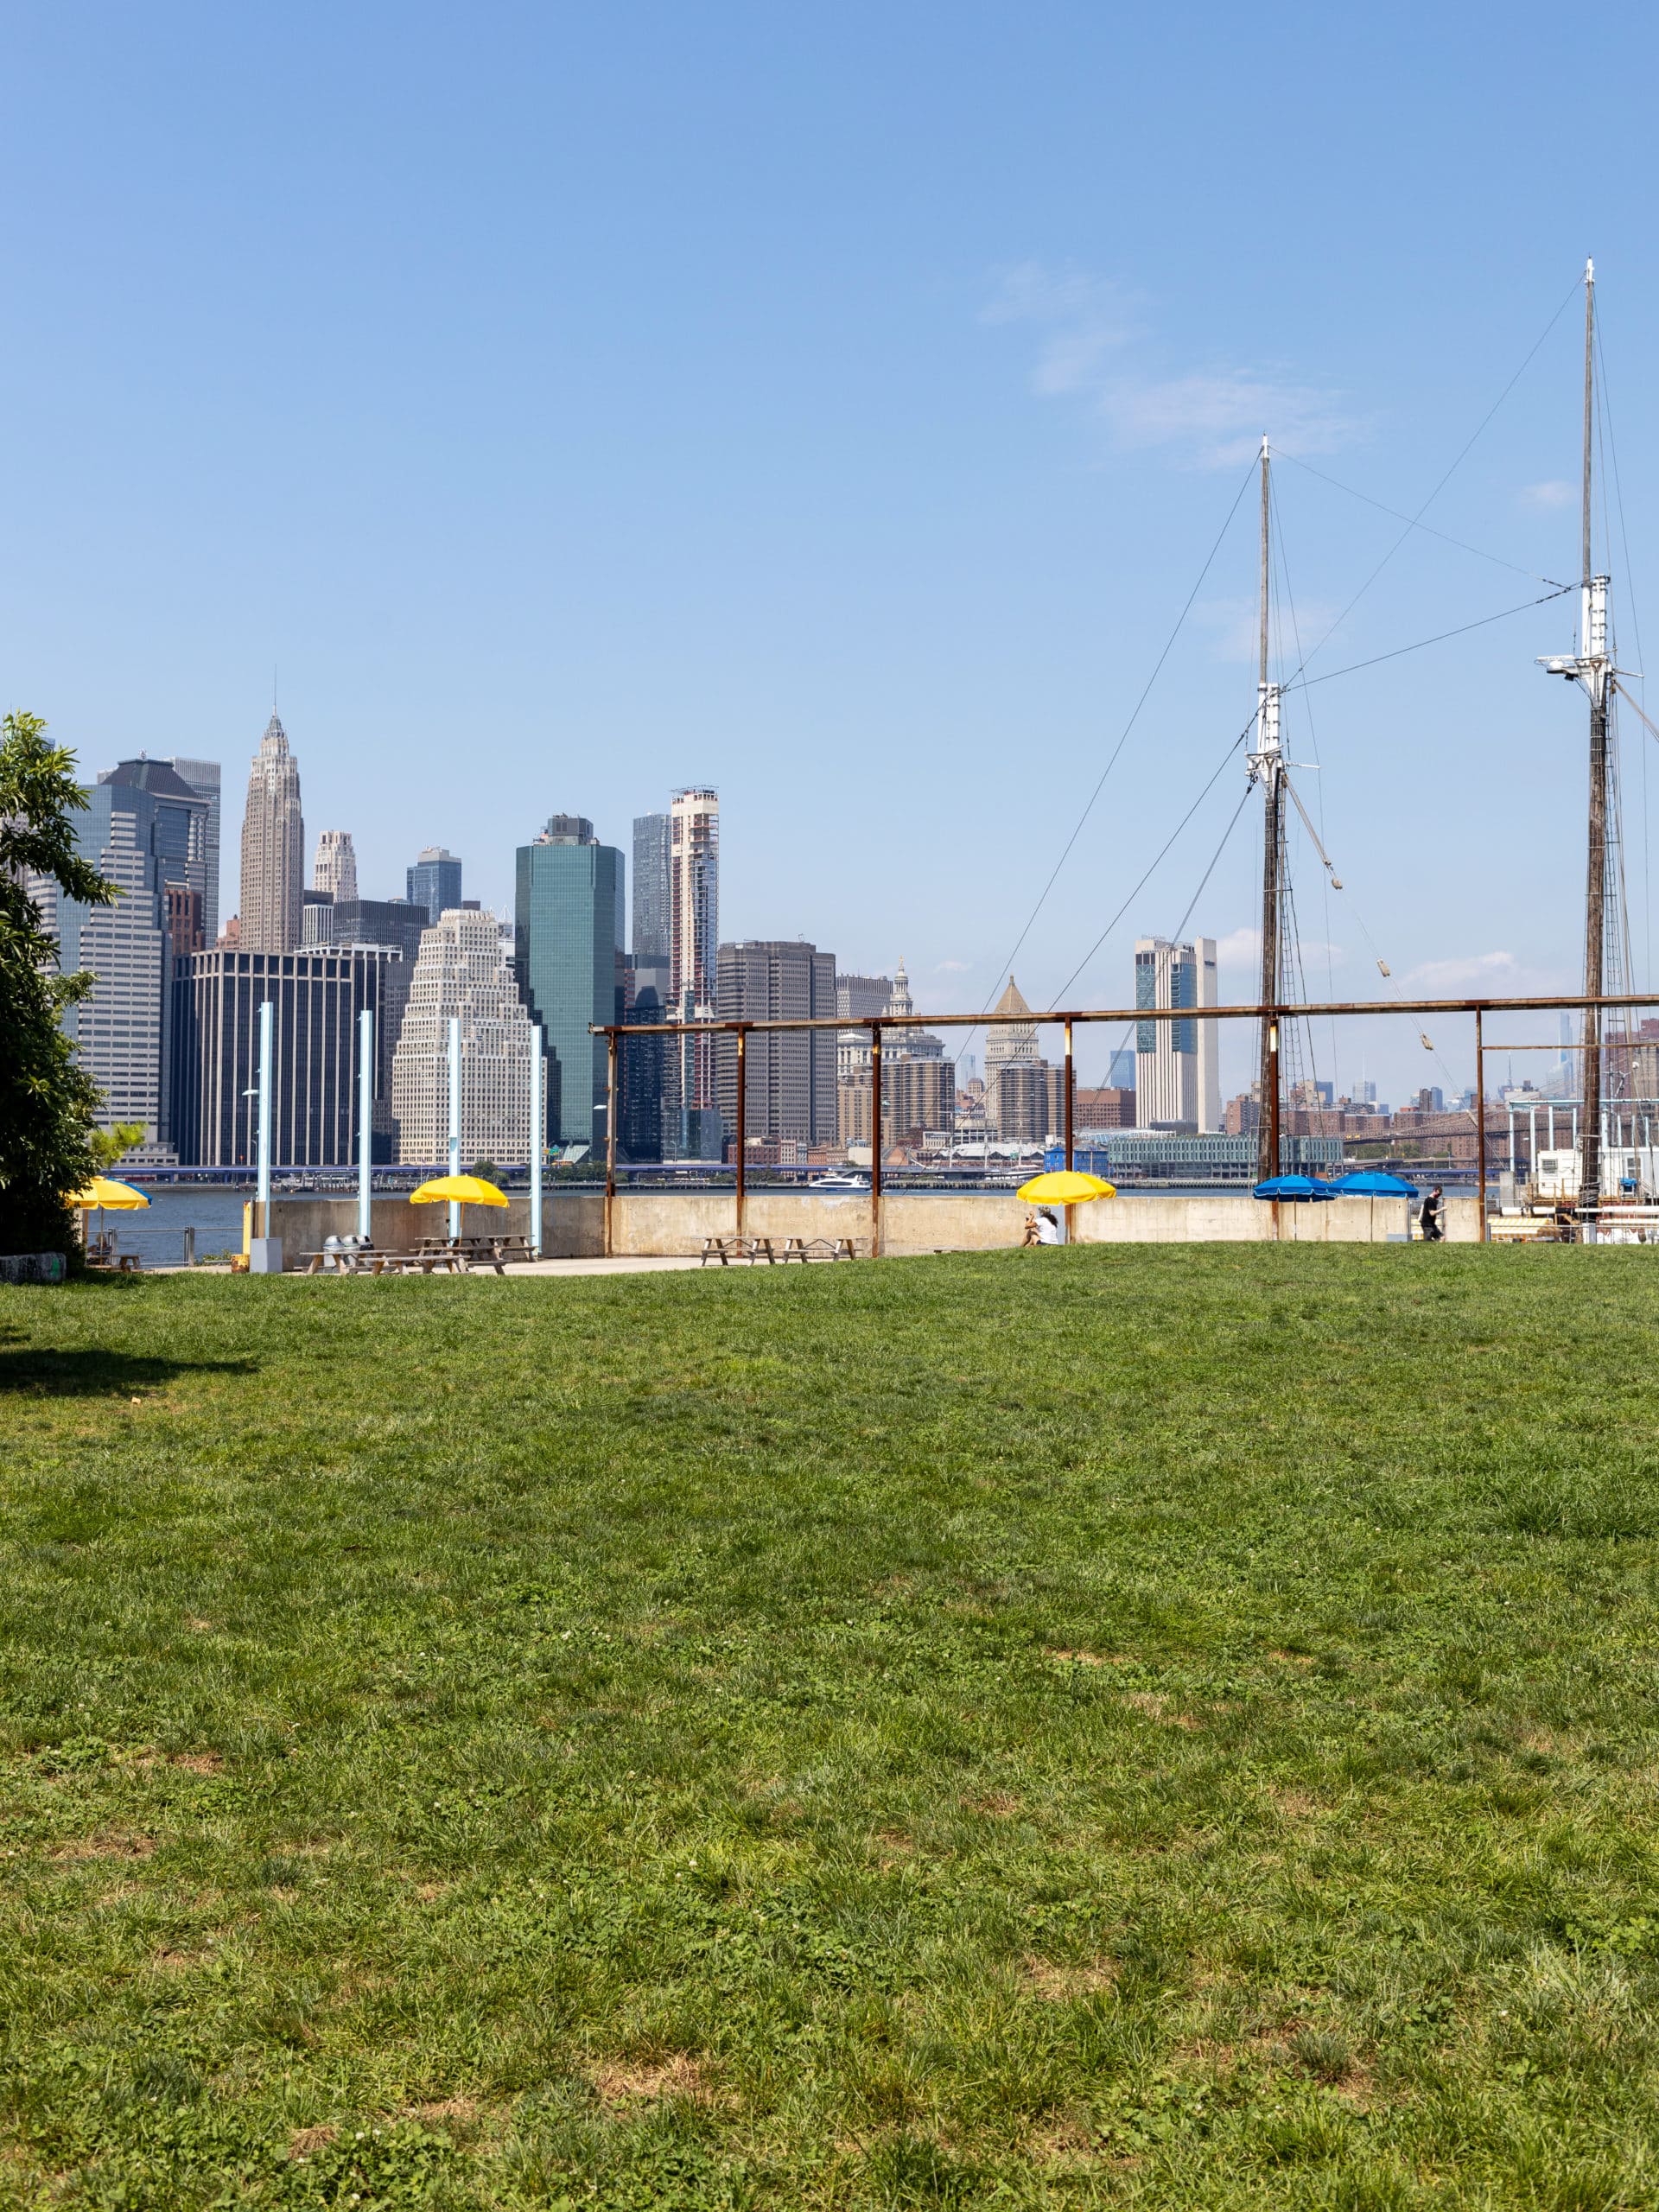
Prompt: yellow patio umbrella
<box><xmin>408</xmin><ymin>1173</ymin><xmax>509</xmax><ymax>1240</ymax></box>
<box><xmin>68</xmin><ymin>1175</ymin><xmax>149</xmax><ymax>1256</ymax></box>
<box><xmin>1017</xmin><ymin>1170</ymin><xmax>1116</xmax><ymax>1204</ymax></box>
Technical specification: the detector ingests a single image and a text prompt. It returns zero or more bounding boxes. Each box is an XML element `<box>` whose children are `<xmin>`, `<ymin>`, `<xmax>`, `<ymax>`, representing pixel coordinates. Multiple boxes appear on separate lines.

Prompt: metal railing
<box><xmin>595</xmin><ymin>989</ymin><xmax>1659</xmax><ymax>1255</ymax></box>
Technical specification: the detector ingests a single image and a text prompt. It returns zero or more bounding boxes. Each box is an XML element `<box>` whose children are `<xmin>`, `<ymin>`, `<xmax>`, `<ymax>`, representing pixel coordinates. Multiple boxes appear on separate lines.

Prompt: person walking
<box><xmin>1420</xmin><ymin>1184</ymin><xmax>1445</xmax><ymax>1243</ymax></box>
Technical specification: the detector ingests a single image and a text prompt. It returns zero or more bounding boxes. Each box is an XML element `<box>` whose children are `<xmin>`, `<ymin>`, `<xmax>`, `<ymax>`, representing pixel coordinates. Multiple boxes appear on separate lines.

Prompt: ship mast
<box><xmin>1247</xmin><ymin>435</ymin><xmax>1287</xmax><ymax>1179</ymax></box>
<box><xmin>1541</xmin><ymin>260</ymin><xmax>1613</xmax><ymax>1231</ymax></box>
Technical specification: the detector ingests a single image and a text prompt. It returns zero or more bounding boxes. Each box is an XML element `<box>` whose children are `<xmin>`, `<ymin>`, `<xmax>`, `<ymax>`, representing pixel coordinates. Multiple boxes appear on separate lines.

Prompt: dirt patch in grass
<box><xmin>401</xmin><ymin>2096</ymin><xmax>478</xmax><ymax>2126</ymax></box>
<box><xmin>1122</xmin><ymin>1690</ymin><xmax>1201</xmax><ymax>1729</ymax></box>
<box><xmin>288</xmin><ymin>2125</ymin><xmax>338</xmax><ymax>2158</ymax></box>
<box><xmin>1024</xmin><ymin>1956</ymin><xmax>1117</xmax><ymax>1999</ymax></box>
<box><xmin>49</xmin><ymin>1832</ymin><xmax>154</xmax><ymax>1862</ymax></box>
<box><xmin>168</xmin><ymin>1751</ymin><xmax>224</xmax><ymax>1774</ymax></box>
<box><xmin>589</xmin><ymin>2055</ymin><xmax>709</xmax><ymax>2107</ymax></box>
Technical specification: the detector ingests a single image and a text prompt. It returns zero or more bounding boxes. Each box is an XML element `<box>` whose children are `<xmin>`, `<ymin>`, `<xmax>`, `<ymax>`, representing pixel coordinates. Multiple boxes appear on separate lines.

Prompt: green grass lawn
<box><xmin>3</xmin><ymin>1248</ymin><xmax>1658</xmax><ymax>2209</ymax></box>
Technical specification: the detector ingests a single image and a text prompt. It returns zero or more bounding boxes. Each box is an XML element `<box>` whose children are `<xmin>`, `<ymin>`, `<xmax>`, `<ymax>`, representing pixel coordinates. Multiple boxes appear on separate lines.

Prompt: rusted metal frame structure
<box><xmin>594</xmin><ymin>989</ymin><xmax>1659</xmax><ymax>1255</ymax></box>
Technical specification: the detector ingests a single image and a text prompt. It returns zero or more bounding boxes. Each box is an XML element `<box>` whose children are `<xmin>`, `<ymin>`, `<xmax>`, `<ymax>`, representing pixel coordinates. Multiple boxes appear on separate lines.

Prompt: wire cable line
<box><xmin>1275</xmin><ymin>450</ymin><xmax>1570</xmax><ymax>590</ymax></box>
<box><xmin>950</xmin><ymin>454</ymin><xmax>1259</xmax><ymax>1069</ymax></box>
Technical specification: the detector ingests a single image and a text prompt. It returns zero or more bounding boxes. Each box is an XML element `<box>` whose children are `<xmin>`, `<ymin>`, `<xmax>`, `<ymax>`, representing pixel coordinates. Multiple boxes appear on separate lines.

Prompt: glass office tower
<box><xmin>514</xmin><ymin>817</ymin><xmax>625</xmax><ymax>1150</ymax></box>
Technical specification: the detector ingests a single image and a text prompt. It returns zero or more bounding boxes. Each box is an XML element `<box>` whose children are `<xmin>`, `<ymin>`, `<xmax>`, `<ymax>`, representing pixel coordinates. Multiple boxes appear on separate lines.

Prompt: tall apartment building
<box><xmin>1134</xmin><ymin>936</ymin><xmax>1220</xmax><ymax>1132</ymax></box>
<box><xmin>715</xmin><ymin>939</ymin><xmax>837</xmax><ymax>1146</ymax></box>
<box><xmin>666</xmin><ymin>789</ymin><xmax>719</xmax><ymax>1142</ymax></box>
<box><xmin>514</xmin><ymin>815</ymin><xmax>625</xmax><ymax>1149</ymax></box>
<box><xmin>163</xmin><ymin>757</ymin><xmax>221</xmax><ymax>944</ymax></box>
<box><xmin>406</xmin><ymin>846</ymin><xmax>462</xmax><ymax>924</ymax></box>
<box><xmin>391</xmin><ymin>907</ymin><xmax>537</xmax><ymax>1165</ymax></box>
<box><xmin>312</xmin><ymin>829</ymin><xmax>359</xmax><ymax>902</ymax></box>
<box><xmin>29</xmin><ymin>760</ymin><xmax>212</xmax><ymax>1150</ymax></box>
<box><xmin>238</xmin><ymin>715</ymin><xmax>304</xmax><ymax>953</ymax></box>
<box><xmin>632</xmin><ymin>812</ymin><xmax>671</xmax><ymax>962</ymax></box>
<box><xmin>171</xmin><ymin>946</ymin><xmax>398</xmax><ymax>1166</ymax></box>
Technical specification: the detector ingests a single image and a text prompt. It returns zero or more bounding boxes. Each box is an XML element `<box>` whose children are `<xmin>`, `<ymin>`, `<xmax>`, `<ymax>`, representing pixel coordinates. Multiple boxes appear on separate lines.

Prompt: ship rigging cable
<box><xmin>950</xmin><ymin>452</ymin><xmax>1260</xmax><ymax>1069</ymax></box>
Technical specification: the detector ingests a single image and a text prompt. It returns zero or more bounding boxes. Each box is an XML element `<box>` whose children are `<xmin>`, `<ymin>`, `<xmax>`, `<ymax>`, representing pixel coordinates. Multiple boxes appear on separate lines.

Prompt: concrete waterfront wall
<box><xmin>263</xmin><ymin>1186</ymin><xmax>1478</xmax><ymax>1264</ymax></box>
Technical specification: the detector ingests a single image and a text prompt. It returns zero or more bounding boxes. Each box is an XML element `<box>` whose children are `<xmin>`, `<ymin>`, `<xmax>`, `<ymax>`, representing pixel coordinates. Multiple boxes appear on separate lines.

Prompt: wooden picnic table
<box><xmin>699</xmin><ymin>1235</ymin><xmax>861</xmax><ymax>1266</ymax></box>
<box><xmin>303</xmin><ymin>1249</ymin><xmax>466</xmax><ymax>1276</ymax></box>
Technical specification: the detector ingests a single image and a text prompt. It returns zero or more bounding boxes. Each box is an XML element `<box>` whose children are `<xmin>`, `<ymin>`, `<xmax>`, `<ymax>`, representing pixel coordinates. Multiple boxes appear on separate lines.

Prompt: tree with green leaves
<box><xmin>0</xmin><ymin>713</ymin><xmax>118</xmax><ymax>1255</ymax></box>
<box><xmin>90</xmin><ymin>1123</ymin><xmax>147</xmax><ymax>1171</ymax></box>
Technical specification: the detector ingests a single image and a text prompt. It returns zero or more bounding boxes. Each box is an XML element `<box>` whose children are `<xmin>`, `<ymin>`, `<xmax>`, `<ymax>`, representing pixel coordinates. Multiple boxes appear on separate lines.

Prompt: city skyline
<box><xmin>9</xmin><ymin>10</ymin><xmax>1657</xmax><ymax>1108</ymax></box>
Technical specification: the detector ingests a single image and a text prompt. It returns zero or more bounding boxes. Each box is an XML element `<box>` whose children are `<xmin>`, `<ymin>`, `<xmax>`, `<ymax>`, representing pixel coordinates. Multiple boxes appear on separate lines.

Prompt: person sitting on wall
<box><xmin>1034</xmin><ymin>1206</ymin><xmax>1064</xmax><ymax>1246</ymax></box>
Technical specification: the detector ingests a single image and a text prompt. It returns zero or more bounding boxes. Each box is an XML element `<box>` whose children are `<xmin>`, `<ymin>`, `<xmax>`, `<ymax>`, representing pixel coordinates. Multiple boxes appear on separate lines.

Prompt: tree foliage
<box><xmin>90</xmin><ymin>1123</ymin><xmax>147</xmax><ymax>1170</ymax></box>
<box><xmin>0</xmin><ymin>713</ymin><xmax>118</xmax><ymax>1254</ymax></box>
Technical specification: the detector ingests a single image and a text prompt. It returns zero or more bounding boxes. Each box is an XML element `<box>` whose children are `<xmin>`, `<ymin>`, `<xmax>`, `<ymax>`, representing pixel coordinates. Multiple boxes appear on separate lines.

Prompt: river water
<box><xmin>89</xmin><ymin>1187</ymin><xmax>251</xmax><ymax>1267</ymax></box>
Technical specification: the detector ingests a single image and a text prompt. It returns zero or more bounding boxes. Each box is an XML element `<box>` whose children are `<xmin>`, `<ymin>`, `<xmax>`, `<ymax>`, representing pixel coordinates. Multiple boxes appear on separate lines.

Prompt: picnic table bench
<box><xmin>699</xmin><ymin>1235</ymin><xmax>861</xmax><ymax>1266</ymax></box>
<box><xmin>303</xmin><ymin>1248</ymin><xmax>467</xmax><ymax>1276</ymax></box>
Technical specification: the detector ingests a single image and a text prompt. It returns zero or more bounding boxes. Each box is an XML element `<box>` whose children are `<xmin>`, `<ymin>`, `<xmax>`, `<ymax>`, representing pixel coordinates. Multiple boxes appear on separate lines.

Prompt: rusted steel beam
<box><xmin>593</xmin><ymin>988</ymin><xmax>1659</xmax><ymax>1039</ymax></box>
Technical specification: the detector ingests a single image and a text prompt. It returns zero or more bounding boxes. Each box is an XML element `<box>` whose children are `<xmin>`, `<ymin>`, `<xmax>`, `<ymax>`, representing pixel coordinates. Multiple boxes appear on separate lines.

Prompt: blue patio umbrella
<box><xmin>1252</xmin><ymin>1174</ymin><xmax>1337</xmax><ymax>1201</ymax></box>
<box><xmin>1328</xmin><ymin>1170</ymin><xmax>1420</xmax><ymax>1197</ymax></box>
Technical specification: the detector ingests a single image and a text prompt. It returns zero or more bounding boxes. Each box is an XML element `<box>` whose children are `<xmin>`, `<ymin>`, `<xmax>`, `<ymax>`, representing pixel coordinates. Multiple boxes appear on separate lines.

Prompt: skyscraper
<box><xmin>392</xmin><ymin>908</ymin><xmax>538</xmax><ymax>1165</ymax></box>
<box><xmin>514</xmin><ymin>815</ymin><xmax>625</xmax><ymax>1149</ymax></box>
<box><xmin>313</xmin><ymin>829</ymin><xmax>359</xmax><ymax>902</ymax></box>
<box><xmin>164</xmin><ymin>757</ymin><xmax>221</xmax><ymax>945</ymax></box>
<box><xmin>632</xmin><ymin>812</ymin><xmax>671</xmax><ymax>961</ymax></box>
<box><xmin>29</xmin><ymin>760</ymin><xmax>211</xmax><ymax>1151</ymax></box>
<box><xmin>407</xmin><ymin>846</ymin><xmax>462</xmax><ymax>924</ymax></box>
<box><xmin>715</xmin><ymin>940</ymin><xmax>838</xmax><ymax>1147</ymax></box>
<box><xmin>1134</xmin><ymin>937</ymin><xmax>1220</xmax><ymax>1133</ymax></box>
<box><xmin>238</xmin><ymin>714</ymin><xmax>304</xmax><ymax>953</ymax></box>
<box><xmin>669</xmin><ymin>789</ymin><xmax>719</xmax><ymax>1135</ymax></box>
<box><xmin>172</xmin><ymin>947</ymin><xmax>401</xmax><ymax>1166</ymax></box>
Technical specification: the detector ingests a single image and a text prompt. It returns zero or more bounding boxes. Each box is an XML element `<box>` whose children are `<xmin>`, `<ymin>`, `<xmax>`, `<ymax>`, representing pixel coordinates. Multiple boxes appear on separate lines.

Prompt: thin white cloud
<box><xmin>983</xmin><ymin>261</ymin><xmax>1362</xmax><ymax>469</ymax></box>
<box><xmin>1198</xmin><ymin>595</ymin><xmax>1348</xmax><ymax>666</ymax></box>
<box><xmin>934</xmin><ymin>958</ymin><xmax>970</xmax><ymax>972</ymax></box>
<box><xmin>1215</xmin><ymin>925</ymin><xmax>1261</xmax><ymax>968</ymax></box>
<box><xmin>1519</xmin><ymin>480</ymin><xmax>1575</xmax><ymax>511</ymax></box>
<box><xmin>1402</xmin><ymin>950</ymin><xmax>1522</xmax><ymax>992</ymax></box>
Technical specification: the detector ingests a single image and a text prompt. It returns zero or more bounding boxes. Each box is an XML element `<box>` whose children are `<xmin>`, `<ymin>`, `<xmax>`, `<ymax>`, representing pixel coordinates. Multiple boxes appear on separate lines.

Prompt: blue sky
<box><xmin>5</xmin><ymin>1</ymin><xmax>1657</xmax><ymax>1097</ymax></box>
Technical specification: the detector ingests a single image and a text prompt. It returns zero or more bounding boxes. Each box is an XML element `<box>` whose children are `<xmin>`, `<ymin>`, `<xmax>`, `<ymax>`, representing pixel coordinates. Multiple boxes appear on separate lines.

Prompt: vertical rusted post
<box><xmin>604</xmin><ymin>1028</ymin><xmax>618</xmax><ymax>1258</ymax></box>
<box><xmin>1064</xmin><ymin>1016</ymin><xmax>1076</xmax><ymax>1247</ymax></box>
<box><xmin>734</xmin><ymin>1023</ymin><xmax>747</xmax><ymax>1240</ymax></box>
<box><xmin>1064</xmin><ymin>1019</ymin><xmax>1075</xmax><ymax>1171</ymax></box>
<box><xmin>1475</xmin><ymin>1006</ymin><xmax>1487</xmax><ymax>1244</ymax></box>
<box><xmin>869</xmin><ymin>1020</ymin><xmax>882</xmax><ymax>1257</ymax></box>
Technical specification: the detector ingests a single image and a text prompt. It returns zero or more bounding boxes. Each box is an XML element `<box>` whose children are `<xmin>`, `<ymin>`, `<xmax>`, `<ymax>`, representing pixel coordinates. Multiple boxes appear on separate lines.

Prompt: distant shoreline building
<box><xmin>238</xmin><ymin>715</ymin><xmax>304</xmax><ymax>954</ymax></box>
<box><xmin>392</xmin><ymin>906</ymin><xmax>537</xmax><ymax>1165</ymax></box>
<box><xmin>631</xmin><ymin>812</ymin><xmax>671</xmax><ymax>963</ymax></box>
<box><xmin>1134</xmin><ymin>936</ymin><xmax>1219</xmax><ymax>1134</ymax></box>
<box><xmin>514</xmin><ymin>814</ymin><xmax>625</xmax><ymax>1150</ymax></box>
<box><xmin>407</xmin><ymin>846</ymin><xmax>462</xmax><ymax>925</ymax></box>
<box><xmin>312</xmin><ymin>829</ymin><xmax>359</xmax><ymax>904</ymax></box>
<box><xmin>28</xmin><ymin>757</ymin><xmax>211</xmax><ymax>1153</ymax></box>
<box><xmin>668</xmin><ymin>788</ymin><xmax>719</xmax><ymax>1151</ymax></box>
<box><xmin>715</xmin><ymin>939</ymin><xmax>837</xmax><ymax>1147</ymax></box>
<box><xmin>172</xmin><ymin>946</ymin><xmax>400</xmax><ymax>1166</ymax></box>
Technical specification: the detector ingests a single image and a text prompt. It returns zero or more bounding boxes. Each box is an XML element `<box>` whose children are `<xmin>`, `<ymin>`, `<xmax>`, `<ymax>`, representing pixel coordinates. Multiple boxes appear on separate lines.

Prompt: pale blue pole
<box><xmin>257</xmin><ymin>998</ymin><xmax>273</xmax><ymax>1233</ymax></box>
<box><xmin>448</xmin><ymin>1016</ymin><xmax>461</xmax><ymax>1238</ymax></box>
<box><xmin>358</xmin><ymin>1007</ymin><xmax>373</xmax><ymax>1242</ymax></box>
<box><xmin>529</xmin><ymin>1023</ymin><xmax>543</xmax><ymax>1257</ymax></box>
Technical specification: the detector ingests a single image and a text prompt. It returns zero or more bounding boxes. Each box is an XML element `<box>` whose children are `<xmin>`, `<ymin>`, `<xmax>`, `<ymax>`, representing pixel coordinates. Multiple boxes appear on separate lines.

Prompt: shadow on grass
<box><xmin>0</xmin><ymin>1348</ymin><xmax>257</xmax><ymax>1395</ymax></box>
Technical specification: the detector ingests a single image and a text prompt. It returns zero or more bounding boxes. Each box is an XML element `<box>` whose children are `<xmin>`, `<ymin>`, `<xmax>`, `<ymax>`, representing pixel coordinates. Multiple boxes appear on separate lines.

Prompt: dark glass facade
<box><xmin>514</xmin><ymin>836</ymin><xmax>625</xmax><ymax>1148</ymax></box>
<box><xmin>171</xmin><ymin>949</ymin><xmax>398</xmax><ymax>1166</ymax></box>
